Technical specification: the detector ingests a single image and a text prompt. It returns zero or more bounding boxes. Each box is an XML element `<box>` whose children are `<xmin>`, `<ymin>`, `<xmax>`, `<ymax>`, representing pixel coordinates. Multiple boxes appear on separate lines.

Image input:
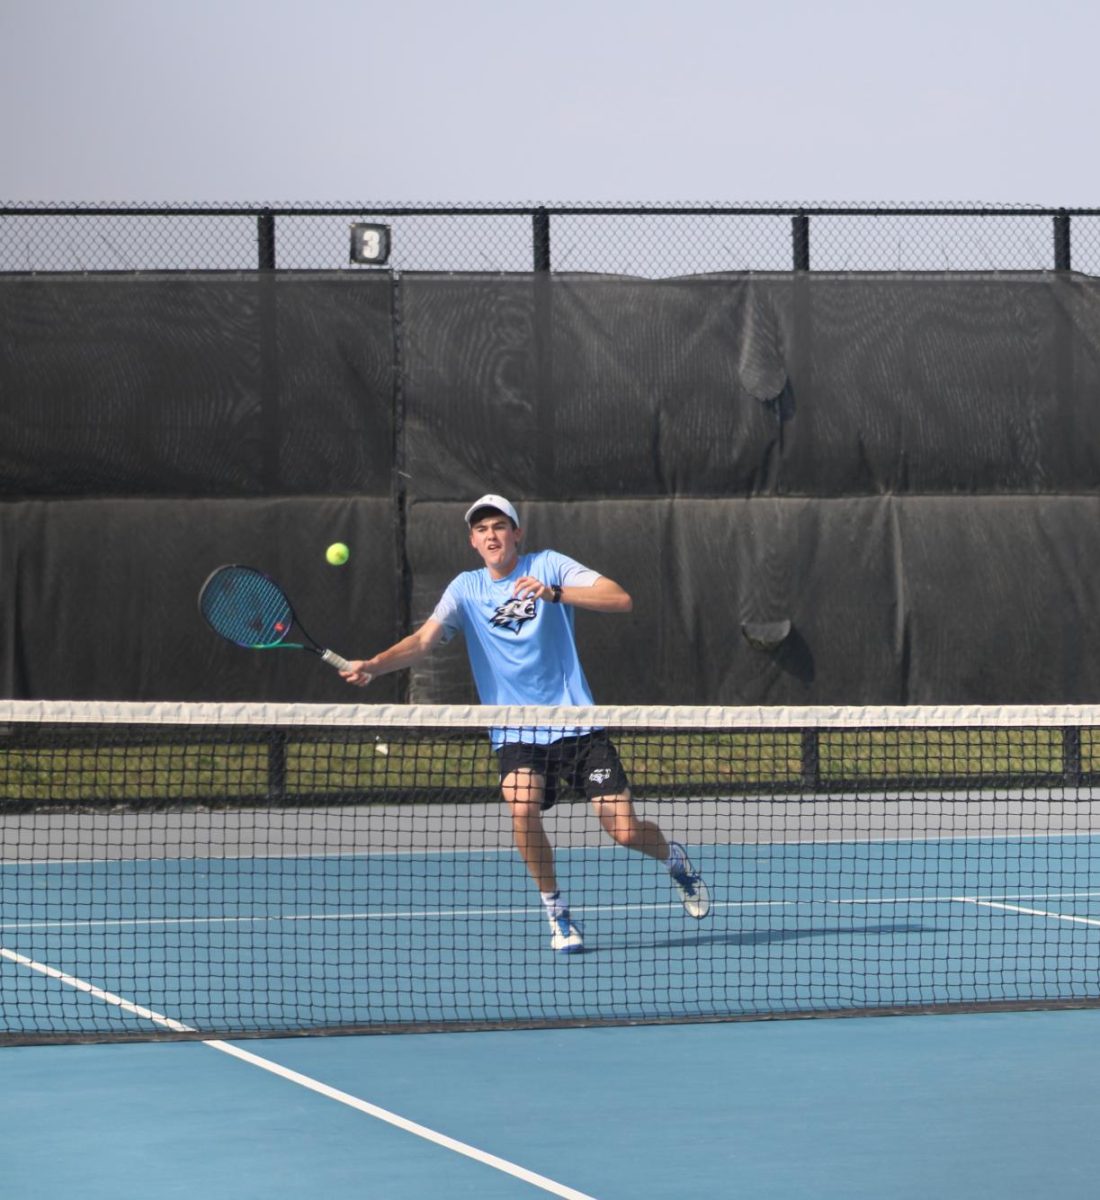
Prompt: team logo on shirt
<box><xmin>490</xmin><ymin>596</ymin><xmax>537</xmax><ymax>634</ymax></box>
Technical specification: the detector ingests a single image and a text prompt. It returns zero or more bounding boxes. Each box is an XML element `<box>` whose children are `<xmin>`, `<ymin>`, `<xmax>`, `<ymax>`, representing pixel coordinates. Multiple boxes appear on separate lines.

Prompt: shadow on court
<box><xmin>585</xmin><ymin>922</ymin><xmax>935</xmax><ymax>953</ymax></box>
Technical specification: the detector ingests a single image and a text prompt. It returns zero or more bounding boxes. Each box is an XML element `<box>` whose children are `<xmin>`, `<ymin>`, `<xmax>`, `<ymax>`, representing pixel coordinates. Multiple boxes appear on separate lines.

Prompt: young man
<box><xmin>339</xmin><ymin>494</ymin><xmax>709</xmax><ymax>953</ymax></box>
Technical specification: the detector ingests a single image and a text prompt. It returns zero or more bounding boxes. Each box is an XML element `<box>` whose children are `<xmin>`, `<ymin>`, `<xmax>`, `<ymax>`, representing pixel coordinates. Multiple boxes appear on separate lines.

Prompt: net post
<box><xmin>267</xmin><ymin>729</ymin><xmax>288</xmax><ymax>801</ymax></box>
<box><xmin>1062</xmin><ymin>725</ymin><xmax>1082</xmax><ymax>785</ymax></box>
<box><xmin>800</xmin><ymin>728</ymin><xmax>820</xmax><ymax>789</ymax></box>
<box><xmin>1053</xmin><ymin>211</ymin><xmax>1072</xmax><ymax>271</ymax></box>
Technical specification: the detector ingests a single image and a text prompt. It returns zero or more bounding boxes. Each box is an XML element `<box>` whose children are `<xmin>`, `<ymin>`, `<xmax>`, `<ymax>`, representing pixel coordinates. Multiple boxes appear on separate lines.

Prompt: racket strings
<box><xmin>200</xmin><ymin>567</ymin><xmax>295</xmax><ymax>649</ymax></box>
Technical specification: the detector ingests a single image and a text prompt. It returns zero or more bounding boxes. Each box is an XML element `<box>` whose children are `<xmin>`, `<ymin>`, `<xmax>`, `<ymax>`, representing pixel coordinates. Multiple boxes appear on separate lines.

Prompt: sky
<box><xmin>2</xmin><ymin>0</ymin><xmax>1098</xmax><ymax>207</ymax></box>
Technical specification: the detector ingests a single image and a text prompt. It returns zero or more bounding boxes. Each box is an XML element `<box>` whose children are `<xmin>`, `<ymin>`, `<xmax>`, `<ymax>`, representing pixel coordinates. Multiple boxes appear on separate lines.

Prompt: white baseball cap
<box><xmin>464</xmin><ymin>494</ymin><xmax>520</xmax><ymax>527</ymax></box>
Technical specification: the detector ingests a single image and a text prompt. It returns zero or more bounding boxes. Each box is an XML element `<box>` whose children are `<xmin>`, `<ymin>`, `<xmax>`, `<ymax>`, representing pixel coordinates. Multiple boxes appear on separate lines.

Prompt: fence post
<box><xmin>1054</xmin><ymin>211</ymin><xmax>1072</xmax><ymax>271</ymax></box>
<box><xmin>1062</xmin><ymin>726</ymin><xmax>1082</xmax><ymax>785</ymax></box>
<box><xmin>390</xmin><ymin>273</ymin><xmax>412</xmax><ymax>699</ymax></box>
<box><xmin>800</xmin><ymin>729</ymin><xmax>820</xmax><ymax>789</ymax></box>
<box><xmin>257</xmin><ymin>209</ymin><xmax>280</xmax><ymax>488</ymax></box>
<box><xmin>792</xmin><ymin>212</ymin><xmax>810</xmax><ymax>271</ymax></box>
<box><xmin>532</xmin><ymin>209</ymin><xmax>555</xmax><ymax>488</ymax></box>
<box><xmin>257</xmin><ymin>209</ymin><xmax>276</xmax><ymax>270</ymax></box>
<box><xmin>532</xmin><ymin>208</ymin><xmax>551</xmax><ymax>272</ymax></box>
<box><xmin>267</xmin><ymin>729</ymin><xmax>288</xmax><ymax>801</ymax></box>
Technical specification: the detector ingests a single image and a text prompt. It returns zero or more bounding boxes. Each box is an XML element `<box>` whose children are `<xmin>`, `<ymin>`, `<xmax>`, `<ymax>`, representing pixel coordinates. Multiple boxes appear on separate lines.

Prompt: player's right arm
<box><xmin>340</xmin><ymin>618</ymin><xmax>447</xmax><ymax>687</ymax></box>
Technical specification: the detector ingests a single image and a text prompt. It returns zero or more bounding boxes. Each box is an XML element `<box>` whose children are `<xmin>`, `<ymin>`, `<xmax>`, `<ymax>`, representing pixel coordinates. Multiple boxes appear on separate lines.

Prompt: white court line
<box><xmin>838</xmin><ymin>892</ymin><xmax>1100</xmax><ymax>907</ymax></box>
<box><xmin>0</xmin><ymin>848</ymin><xmax>522</xmax><ymax>868</ymax></box>
<box><xmin>962</xmin><ymin>900</ymin><xmax>1100</xmax><ymax>928</ymax></box>
<box><xmin>0</xmin><ymin>946</ymin><xmax>193</xmax><ymax>1031</ymax></box>
<box><xmin>9</xmin><ymin>891</ymin><xmax>1100</xmax><ymax>934</ymax></box>
<box><xmin>0</xmin><ymin>945</ymin><xmax>597</xmax><ymax>1200</ymax></box>
<box><xmin>207</xmin><ymin>1040</ymin><xmax>598</xmax><ymax>1200</ymax></box>
<box><xmin>0</xmin><ymin>897</ymin><xmax>784</xmax><ymax>933</ymax></box>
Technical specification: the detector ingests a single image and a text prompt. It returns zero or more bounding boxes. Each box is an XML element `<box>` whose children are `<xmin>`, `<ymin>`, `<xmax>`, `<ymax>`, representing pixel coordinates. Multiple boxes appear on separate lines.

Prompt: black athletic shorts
<box><xmin>496</xmin><ymin>729</ymin><xmax>630</xmax><ymax>810</ymax></box>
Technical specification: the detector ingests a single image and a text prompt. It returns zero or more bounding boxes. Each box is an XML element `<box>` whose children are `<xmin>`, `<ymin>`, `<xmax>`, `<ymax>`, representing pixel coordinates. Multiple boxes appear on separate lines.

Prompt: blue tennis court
<box><xmin>7</xmin><ymin>1008</ymin><xmax>1100</xmax><ymax>1199</ymax></box>
<box><xmin>5</xmin><ymin>825</ymin><xmax>1100</xmax><ymax>1039</ymax></box>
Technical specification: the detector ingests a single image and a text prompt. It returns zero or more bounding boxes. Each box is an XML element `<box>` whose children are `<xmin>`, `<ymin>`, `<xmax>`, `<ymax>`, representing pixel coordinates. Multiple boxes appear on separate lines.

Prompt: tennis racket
<box><xmin>199</xmin><ymin>564</ymin><xmax>352</xmax><ymax>672</ymax></box>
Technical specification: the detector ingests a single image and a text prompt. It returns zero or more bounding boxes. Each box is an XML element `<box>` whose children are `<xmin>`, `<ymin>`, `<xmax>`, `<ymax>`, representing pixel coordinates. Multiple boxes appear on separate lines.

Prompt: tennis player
<box><xmin>339</xmin><ymin>494</ymin><xmax>709</xmax><ymax>953</ymax></box>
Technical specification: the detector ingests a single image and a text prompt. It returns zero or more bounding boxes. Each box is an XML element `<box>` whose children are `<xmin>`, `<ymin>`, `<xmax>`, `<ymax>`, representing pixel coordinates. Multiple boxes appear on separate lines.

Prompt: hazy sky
<box><xmin>2</xmin><ymin>0</ymin><xmax>1098</xmax><ymax>205</ymax></box>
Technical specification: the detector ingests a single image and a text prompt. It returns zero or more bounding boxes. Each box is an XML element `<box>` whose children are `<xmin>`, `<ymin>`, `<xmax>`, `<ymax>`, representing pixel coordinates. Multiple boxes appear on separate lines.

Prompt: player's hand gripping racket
<box><xmin>199</xmin><ymin>564</ymin><xmax>352</xmax><ymax>672</ymax></box>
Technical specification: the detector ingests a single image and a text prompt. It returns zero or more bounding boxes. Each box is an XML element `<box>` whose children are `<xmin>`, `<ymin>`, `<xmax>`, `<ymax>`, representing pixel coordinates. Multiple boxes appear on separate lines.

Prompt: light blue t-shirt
<box><xmin>431</xmin><ymin>549</ymin><xmax>601</xmax><ymax>746</ymax></box>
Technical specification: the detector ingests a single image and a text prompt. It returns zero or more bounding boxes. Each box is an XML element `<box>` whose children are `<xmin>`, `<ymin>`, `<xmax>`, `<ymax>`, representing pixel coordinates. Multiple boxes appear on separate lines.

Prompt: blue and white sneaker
<box><xmin>547</xmin><ymin>910</ymin><xmax>584</xmax><ymax>954</ymax></box>
<box><xmin>668</xmin><ymin>842</ymin><xmax>710</xmax><ymax>919</ymax></box>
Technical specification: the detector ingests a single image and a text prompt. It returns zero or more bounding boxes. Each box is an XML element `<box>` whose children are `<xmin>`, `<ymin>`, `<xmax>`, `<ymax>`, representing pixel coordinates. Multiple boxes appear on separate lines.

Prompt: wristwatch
<box><xmin>550</xmin><ymin>584</ymin><xmax>562</xmax><ymax>603</ymax></box>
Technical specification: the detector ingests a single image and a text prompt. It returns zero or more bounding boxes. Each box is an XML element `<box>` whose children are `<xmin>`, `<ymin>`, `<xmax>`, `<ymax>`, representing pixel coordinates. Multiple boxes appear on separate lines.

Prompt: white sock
<box><xmin>665</xmin><ymin>844</ymin><xmax>686</xmax><ymax>873</ymax></box>
<box><xmin>541</xmin><ymin>890</ymin><xmax>568</xmax><ymax>918</ymax></box>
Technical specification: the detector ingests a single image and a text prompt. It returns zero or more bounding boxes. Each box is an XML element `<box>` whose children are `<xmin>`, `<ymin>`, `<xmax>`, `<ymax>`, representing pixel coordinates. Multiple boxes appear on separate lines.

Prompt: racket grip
<box><xmin>321</xmin><ymin>649</ymin><xmax>353</xmax><ymax>672</ymax></box>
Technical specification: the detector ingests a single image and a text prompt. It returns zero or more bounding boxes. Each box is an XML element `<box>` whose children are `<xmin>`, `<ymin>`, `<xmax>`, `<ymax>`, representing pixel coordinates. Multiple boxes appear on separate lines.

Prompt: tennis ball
<box><xmin>325</xmin><ymin>542</ymin><xmax>350</xmax><ymax>566</ymax></box>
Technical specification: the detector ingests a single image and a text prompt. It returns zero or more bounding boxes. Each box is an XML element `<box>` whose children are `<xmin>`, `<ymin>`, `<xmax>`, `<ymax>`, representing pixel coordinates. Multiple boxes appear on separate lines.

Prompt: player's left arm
<box><xmin>513</xmin><ymin>573</ymin><xmax>632</xmax><ymax>613</ymax></box>
<box><xmin>564</xmin><ymin>575</ymin><xmax>632</xmax><ymax>612</ymax></box>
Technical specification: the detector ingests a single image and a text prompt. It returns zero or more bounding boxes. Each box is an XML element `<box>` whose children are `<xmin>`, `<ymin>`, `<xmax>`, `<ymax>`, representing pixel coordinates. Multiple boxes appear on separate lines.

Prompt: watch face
<box><xmin>350</xmin><ymin>223</ymin><xmax>391</xmax><ymax>265</ymax></box>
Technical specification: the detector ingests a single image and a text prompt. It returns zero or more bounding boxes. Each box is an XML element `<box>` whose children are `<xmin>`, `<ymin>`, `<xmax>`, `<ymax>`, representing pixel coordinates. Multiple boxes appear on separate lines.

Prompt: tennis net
<box><xmin>3</xmin><ymin>700</ymin><xmax>1100</xmax><ymax>1044</ymax></box>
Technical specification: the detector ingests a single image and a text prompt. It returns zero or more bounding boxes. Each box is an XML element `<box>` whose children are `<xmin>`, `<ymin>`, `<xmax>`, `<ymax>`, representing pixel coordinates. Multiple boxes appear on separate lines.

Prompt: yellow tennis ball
<box><xmin>325</xmin><ymin>542</ymin><xmax>349</xmax><ymax>566</ymax></box>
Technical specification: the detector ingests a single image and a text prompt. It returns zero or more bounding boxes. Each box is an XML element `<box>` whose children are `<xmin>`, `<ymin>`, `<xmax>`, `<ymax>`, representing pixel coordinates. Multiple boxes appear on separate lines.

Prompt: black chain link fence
<box><xmin>2</xmin><ymin>203</ymin><xmax>1099</xmax><ymax>276</ymax></box>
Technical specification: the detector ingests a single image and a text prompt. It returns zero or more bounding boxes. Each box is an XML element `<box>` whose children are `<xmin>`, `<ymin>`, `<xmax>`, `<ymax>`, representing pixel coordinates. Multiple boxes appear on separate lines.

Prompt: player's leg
<box><xmin>499</xmin><ymin>758</ymin><xmax>583</xmax><ymax>953</ymax></box>
<box><xmin>574</xmin><ymin>732</ymin><xmax>665</xmax><ymax>856</ymax></box>
<box><xmin>590</xmin><ymin>790</ymin><xmax>667</xmax><ymax>860</ymax></box>
<box><xmin>579</xmin><ymin>734</ymin><xmax>712</xmax><ymax>920</ymax></box>
<box><xmin>590</xmin><ymin>790</ymin><xmax>711</xmax><ymax>919</ymax></box>
<box><xmin>500</xmin><ymin>766</ymin><xmax>556</xmax><ymax>893</ymax></box>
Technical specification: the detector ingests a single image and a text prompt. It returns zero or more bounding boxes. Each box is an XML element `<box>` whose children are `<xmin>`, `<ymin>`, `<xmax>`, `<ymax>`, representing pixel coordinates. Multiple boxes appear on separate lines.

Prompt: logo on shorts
<box><xmin>490</xmin><ymin>596</ymin><xmax>537</xmax><ymax>634</ymax></box>
<box><xmin>588</xmin><ymin>767</ymin><xmax>612</xmax><ymax>785</ymax></box>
